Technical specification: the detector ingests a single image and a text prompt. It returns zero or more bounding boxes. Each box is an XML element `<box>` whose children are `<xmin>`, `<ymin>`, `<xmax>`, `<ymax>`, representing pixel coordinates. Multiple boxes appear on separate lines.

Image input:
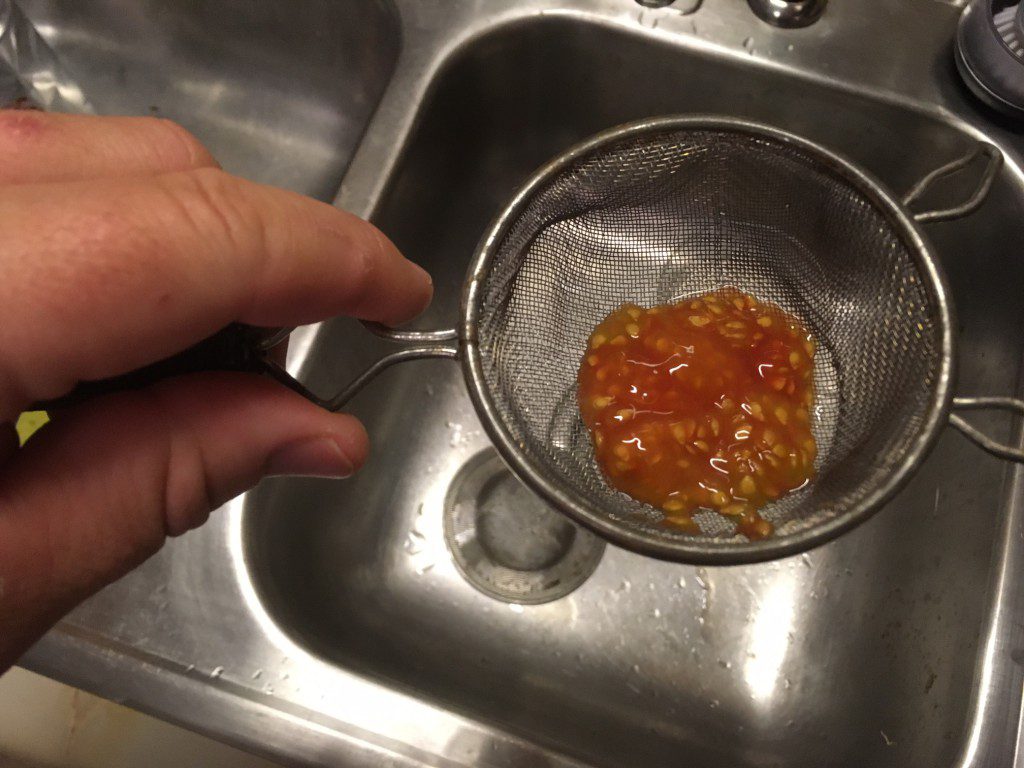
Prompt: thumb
<box><xmin>0</xmin><ymin>373</ymin><xmax>366</xmax><ymax>669</ymax></box>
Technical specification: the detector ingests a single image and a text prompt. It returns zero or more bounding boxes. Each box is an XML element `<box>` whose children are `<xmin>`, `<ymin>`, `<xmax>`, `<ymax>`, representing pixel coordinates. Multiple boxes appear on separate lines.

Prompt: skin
<box><xmin>0</xmin><ymin>111</ymin><xmax>433</xmax><ymax>673</ymax></box>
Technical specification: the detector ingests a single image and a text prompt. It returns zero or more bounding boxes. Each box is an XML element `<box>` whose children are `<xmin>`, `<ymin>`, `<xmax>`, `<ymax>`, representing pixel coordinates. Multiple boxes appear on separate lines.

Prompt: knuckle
<box><xmin>0</xmin><ymin>109</ymin><xmax>49</xmax><ymax>146</ymax></box>
<box><xmin>167</xmin><ymin>167</ymin><xmax>267</xmax><ymax>253</ymax></box>
<box><xmin>149</xmin><ymin>117</ymin><xmax>216</xmax><ymax>169</ymax></box>
<box><xmin>142</xmin><ymin>385</ymin><xmax>214</xmax><ymax>538</ymax></box>
<box><xmin>159</xmin><ymin>168</ymin><xmax>272</xmax><ymax>311</ymax></box>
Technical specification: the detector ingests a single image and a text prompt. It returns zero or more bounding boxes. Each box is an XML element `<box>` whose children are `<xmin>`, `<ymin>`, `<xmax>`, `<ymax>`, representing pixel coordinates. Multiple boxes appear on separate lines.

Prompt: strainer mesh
<box><xmin>475</xmin><ymin>127</ymin><xmax>942</xmax><ymax>543</ymax></box>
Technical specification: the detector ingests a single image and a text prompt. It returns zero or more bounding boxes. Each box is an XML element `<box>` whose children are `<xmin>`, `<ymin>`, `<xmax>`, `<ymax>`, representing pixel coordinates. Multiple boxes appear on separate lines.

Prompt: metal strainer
<box><xmin>54</xmin><ymin>117</ymin><xmax>1022</xmax><ymax>563</ymax></box>
<box><xmin>459</xmin><ymin>117</ymin><xmax>1019</xmax><ymax>563</ymax></box>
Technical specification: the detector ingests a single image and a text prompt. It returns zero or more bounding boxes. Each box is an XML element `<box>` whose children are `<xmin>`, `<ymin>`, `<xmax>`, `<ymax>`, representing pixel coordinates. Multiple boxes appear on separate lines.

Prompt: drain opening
<box><xmin>444</xmin><ymin>448</ymin><xmax>605</xmax><ymax>604</ymax></box>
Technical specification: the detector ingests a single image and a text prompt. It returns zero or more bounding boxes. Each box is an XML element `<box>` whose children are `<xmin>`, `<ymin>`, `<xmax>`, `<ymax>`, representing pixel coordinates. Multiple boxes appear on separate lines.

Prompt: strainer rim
<box><xmin>460</xmin><ymin>115</ymin><xmax>956</xmax><ymax>564</ymax></box>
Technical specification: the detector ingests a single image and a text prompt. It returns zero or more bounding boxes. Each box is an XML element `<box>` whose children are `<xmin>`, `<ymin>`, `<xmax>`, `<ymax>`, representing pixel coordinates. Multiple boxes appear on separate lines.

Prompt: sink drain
<box><xmin>444</xmin><ymin>449</ymin><xmax>605</xmax><ymax>604</ymax></box>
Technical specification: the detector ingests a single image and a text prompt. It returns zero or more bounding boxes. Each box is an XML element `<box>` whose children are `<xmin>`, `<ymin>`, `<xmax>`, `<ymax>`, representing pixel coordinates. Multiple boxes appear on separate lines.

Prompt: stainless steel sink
<box><xmin>17</xmin><ymin>0</ymin><xmax>400</xmax><ymax>200</ymax></box>
<box><xmin>20</xmin><ymin>2</ymin><xmax>1024</xmax><ymax>767</ymax></box>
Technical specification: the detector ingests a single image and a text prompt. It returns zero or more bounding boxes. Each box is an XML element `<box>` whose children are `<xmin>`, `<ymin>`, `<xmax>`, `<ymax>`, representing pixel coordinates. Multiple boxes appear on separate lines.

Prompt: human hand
<box><xmin>0</xmin><ymin>111</ymin><xmax>432</xmax><ymax>671</ymax></box>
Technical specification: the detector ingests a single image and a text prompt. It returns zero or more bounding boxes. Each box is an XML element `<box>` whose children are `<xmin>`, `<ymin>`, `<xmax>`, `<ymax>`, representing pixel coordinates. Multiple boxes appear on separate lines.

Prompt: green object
<box><xmin>16</xmin><ymin>411</ymin><xmax>48</xmax><ymax>445</ymax></box>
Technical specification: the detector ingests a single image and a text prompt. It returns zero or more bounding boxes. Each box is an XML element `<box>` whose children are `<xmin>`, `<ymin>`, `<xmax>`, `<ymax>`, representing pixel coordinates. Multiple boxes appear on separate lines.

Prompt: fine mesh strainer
<box><xmin>53</xmin><ymin>117</ymin><xmax>1023</xmax><ymax>563</ymax></box>
<box><xmin>459</xmin><ymin>117</ymin><xmax>1019</xmax><ymax>563</ymax></box>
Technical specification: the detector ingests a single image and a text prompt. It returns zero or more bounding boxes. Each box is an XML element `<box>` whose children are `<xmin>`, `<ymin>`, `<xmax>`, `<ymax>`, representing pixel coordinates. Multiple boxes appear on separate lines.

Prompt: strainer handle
<box><xmin>318</xmin><ymin>322</ymin><xmax>459</xmax><ymax>411</ymax></box>
<box><xmin>33</xmin><ymin>323</ymin><xmax>302</xmax><ymax>411</ymax></box>
<box><xmin>949</xmin><ymin>397</ymin><xmax>1024</xmax><ymax>462</ymax></box>
<box><xmin>902</xmin><ymin>143</ymin><xmax>1003</xmax><ymax>224</ymax></box>
<box><xmin>31</xmin><ymin>323</ymin><xmax>460</xmax><ymax>414</ymax></box>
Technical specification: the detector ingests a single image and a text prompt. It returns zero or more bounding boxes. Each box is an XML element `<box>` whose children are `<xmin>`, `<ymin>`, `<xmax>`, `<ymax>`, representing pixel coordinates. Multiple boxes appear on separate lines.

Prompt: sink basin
<box><xmin>245</xmin><ymin>16</ymin><xmax>1024</xmax><ymax>768</ymax></box>
<box><xmin>19</xmin><ymin>0</ymin><xmax>400</xmax><ymax>199</ymax></box>
<box><xmin>21</xmin><ymin>2</ymin><xmax>1024</xmax><ymax>767</ymax></box>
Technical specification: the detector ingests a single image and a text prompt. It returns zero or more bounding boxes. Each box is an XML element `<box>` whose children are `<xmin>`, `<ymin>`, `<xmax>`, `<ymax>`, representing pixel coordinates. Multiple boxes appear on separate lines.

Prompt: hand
<box><xmin>0</xmin><ymin>111</ymin><xmax>432</xmax><ymax>672</ymax></box>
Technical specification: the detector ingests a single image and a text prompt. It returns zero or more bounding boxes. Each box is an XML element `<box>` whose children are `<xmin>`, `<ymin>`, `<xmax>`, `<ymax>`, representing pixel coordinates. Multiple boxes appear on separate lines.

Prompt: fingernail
<box><xmin>264</xmin><ymin>436</ymin><xmax>354</xmax><ymax>478</ymax></box>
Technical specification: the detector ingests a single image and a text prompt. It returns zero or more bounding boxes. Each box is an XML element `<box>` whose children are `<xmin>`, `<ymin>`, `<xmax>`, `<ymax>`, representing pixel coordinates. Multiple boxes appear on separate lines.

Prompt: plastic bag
<box><xmin>0</xmin><ymin>0</ymin><xmax>90</xmax><ymax>111</ymax></box>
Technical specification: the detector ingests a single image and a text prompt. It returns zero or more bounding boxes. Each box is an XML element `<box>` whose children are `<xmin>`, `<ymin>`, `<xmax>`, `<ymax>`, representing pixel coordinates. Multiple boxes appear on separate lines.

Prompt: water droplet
<box><xmin>787</xmin><ymin>43</ymin><xmax>794</xmax><ymax>51</ymax></box>
<box><xmin>404</xmin><ymin>529</ymin><xmax>426</xmax><ymax>555</ymax></box>
<box><xmin>210</xmin><ymin>666</ymin><xmax>224</xmax><ymax>679</ymax></box>
<box><xmin>632</xmin><ymin>663</ymin><xmax>641</xmax><ymax>674</ymax></box>
<box><xmin>619</xmin><ymin>579</ymin><xmax>632</xmax><ymax>592</ymax></box>
<box><xmin>801</xmin><ymin>553</ymin><xmax>812</xmax><ymax>568</ymax></box>
<box><xmin>695</xmin><ymin>567</ymin><xmax>711</xmax><ymax>623</ymax></box>
<box><xmin>678</xmin><ymin>576</ymin><xmax>687</xmax><ymax>588</ymax></box>
<box><xmin>263</xmin><ymin>684</ymin><xmax>274</xmax><ymax>695</ymax></box>
<box><xmin>695</xmin><ymin>568</ymin><xmax>708</xmax><ymax>590</ymax></box>
<box><xmin>281</xmin><ymin>673</ymin><xmax>290</xmax><ymax>681</ymax></box>
<box><xmin>184</xmin><ymin>664</ymin><xmax>195</xmax><ymax>673</ymax></box>
<box><xmin>415</xmin><ymin>562</ymin><xmax>435</xmax><ymax>575</ymax></box>
<box><xmin>784</xmin><ymin>677</ymin><xmax>792</xmax><ymax>689</ymax></box>
<box><xmin>718</xmin><ymin>659</ymin><xmax>731</xmax><ymax>670</ymax></box>
<box><xmin>709</xmin><ymin>699</ymin><xmax>720</xmax><ymax>709</ymax></box>
<box><xmin>446</xmin><ymin>420</ymin><xmax>465</xmax><ymax>447</ymax></box>
<box><xmin>509</xmin><ymin>603</ymin><xmax>524</xmax><ymax>614</ymax></box>
<box><xmin>252</xmin><ymin>669</ymin><xmax>263</xmax><ymax>680</ymax></box>
<box><xmin>653</xmin><ymin>608</ymin><xmax>662</xmax><ymax>618</ymax></box>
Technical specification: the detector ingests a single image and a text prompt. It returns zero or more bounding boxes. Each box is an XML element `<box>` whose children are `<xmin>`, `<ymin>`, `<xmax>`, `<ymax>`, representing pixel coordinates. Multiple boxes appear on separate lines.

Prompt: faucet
<box><xmin>747</xmin><ymin>0</ymin><xmax>827</xmax><ymax>28</ymax></box>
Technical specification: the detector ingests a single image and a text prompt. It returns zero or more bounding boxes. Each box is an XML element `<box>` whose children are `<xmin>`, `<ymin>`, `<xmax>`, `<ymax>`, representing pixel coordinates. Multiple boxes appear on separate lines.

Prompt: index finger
<box><xmin>0</xmin><ymin>167</ymin><xmax>433</xmax><ymax>415</ymax></box>
<box><xmin>0</xmin><ymin>111</ymin><xmax>218</xmax><ymax>184</ymax></box>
